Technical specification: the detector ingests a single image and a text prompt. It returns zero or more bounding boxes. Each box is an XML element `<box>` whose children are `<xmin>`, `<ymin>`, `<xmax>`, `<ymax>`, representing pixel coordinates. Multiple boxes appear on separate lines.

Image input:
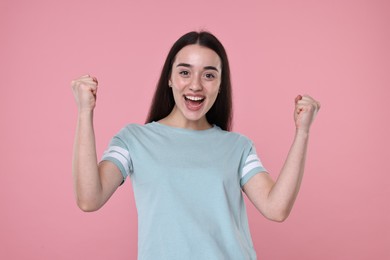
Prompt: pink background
<box><xmin>1</xmin><ymin>0</ymin><xmax>389</xmax><ymax>259</ymax></box>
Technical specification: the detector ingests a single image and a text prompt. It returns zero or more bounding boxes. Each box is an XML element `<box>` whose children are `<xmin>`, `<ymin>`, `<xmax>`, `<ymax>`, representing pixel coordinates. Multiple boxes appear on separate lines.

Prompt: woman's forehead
<box><xmin>174</xmin><ymin>45</ymin><xmax>222</xmax><ymax>69</ymax></box>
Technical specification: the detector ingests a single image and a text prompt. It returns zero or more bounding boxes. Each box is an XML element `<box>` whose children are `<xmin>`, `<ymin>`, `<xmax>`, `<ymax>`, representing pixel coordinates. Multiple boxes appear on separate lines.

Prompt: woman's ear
<box><xmin>168</xmin><ymin>80</ymin><xmax>172</xmax><ymax>87</ymax></box>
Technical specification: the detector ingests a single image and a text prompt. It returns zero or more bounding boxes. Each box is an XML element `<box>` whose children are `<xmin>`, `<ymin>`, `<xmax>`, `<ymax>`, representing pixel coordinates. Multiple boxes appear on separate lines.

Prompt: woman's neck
<box><xmin>158</xmin><ymin>107</ymin><xmax>212</xmax><ymax>130</ymax></box>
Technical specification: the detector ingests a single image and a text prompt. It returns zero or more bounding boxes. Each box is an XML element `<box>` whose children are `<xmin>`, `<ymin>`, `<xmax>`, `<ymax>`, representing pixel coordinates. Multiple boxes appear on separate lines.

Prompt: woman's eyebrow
<box><xmin>204</xmin><ymin>66</ymin><xmax>219</xmax><ymax>72</ymax></box>
<box><xmin>176</xmin><ymin>63</ymin><xmax>191</xmax><ymax>68</ymax></box>
<box><xmin>176</xmin><ymin>63</ymin><xmax>219</xmax><ymax>72</ymax></box>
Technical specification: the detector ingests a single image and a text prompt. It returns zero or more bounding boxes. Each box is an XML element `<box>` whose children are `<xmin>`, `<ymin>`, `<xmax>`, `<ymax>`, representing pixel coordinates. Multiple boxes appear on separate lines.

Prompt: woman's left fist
<box><xmin>294</xmin><ymin>95</ymin><xmax>321</xmax><ymax>132</ymax></box>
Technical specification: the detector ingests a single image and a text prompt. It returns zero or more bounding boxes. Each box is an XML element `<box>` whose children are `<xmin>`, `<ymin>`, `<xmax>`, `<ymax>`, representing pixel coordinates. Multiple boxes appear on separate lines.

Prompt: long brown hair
<box><xmin>145</xmin><ymin>31</ymin><xmax>233</xmax><ymax>131</ymax></box>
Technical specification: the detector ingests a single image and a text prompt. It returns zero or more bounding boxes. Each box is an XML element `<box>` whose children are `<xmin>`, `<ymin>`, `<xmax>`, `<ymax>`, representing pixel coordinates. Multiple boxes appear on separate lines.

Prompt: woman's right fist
<box><xmin>71</xmin><ymin>75</ymin><xmax>99</xmax><ymax>112</ymax></box>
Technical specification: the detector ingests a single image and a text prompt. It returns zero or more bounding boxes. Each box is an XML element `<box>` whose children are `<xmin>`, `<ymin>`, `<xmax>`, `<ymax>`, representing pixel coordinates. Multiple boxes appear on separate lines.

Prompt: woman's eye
<box><xmin>205</xmin><ymin>73</ymin><xmax>215</xmax><ymax>79</ymax></box>
<box><xmin>179</xmin><ymin>71</ymin><xmax>189</xmax><ymax>76</ymax></box>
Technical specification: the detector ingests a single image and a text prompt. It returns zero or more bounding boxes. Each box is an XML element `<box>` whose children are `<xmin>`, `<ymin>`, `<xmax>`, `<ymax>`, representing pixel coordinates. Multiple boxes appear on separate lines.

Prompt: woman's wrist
<box><xmin>295</xmin><ymin>127</ymin><xmax>310</xmax><ymax>138</ymax></box>
<box><xmin>77</xmin><ymin>110</ymin><xmax>94</xmax><ymax>125</ymax></box>
<box><xmin>78</xmin><ymin>109</ymin><xmax>94</xmax><ymax>117</ymax></box>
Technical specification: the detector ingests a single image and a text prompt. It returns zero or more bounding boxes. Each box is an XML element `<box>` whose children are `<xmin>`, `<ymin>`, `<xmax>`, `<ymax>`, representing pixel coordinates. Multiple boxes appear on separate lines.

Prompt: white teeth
<box><xmin>185</xmin><ymin>96</ymin><xmax>204</xmax><ymax>101</ymax></box>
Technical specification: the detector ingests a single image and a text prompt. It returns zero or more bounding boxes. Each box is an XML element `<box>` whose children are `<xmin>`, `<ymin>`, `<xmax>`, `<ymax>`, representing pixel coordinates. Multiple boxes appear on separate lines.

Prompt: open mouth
<box><xmin>184</xmin><ymin>95</ymin><xmax>205</xmax><ymax>110</ymax></box>
<box><xmin>184</xmin><ymin>95</ymin><xmax>205</xmax><ymax>103</ymax></box>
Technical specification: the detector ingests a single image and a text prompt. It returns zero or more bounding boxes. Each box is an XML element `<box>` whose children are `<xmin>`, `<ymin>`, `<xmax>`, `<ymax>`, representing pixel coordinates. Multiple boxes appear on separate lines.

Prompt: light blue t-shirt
<box><xmin>102</xmin><ymin>122</ymin><xmax>267</xmax><ymax>260</ymax></box>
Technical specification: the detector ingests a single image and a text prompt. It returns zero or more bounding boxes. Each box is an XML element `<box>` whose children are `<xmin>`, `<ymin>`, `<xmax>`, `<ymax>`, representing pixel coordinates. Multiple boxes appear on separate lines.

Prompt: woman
<box><xmin>71</xmin><ymin>31</ymin><xmax>320</xmax><ymax>259</ymax></box>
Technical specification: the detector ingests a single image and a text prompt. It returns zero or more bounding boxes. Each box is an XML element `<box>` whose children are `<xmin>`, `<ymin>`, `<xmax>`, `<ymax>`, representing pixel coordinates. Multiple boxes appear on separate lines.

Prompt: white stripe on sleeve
<box><xmin>102</xmin><ymin>146</ymin><xmax>131</xmax><ymax>176</ymax></box>
<box><xmin>241</xmin><ymin>161</ymin><xmax>263</xmax><ymax>178</ymax></box>
<box><xmin>103</xmin><ymin>146</ymin><xmax>130</xmax><ymax>159</ymax></box>
<box><xmin>245</xmin><ymin>154</ymin><xmax>259</xmax><ymax>163</ymax></box>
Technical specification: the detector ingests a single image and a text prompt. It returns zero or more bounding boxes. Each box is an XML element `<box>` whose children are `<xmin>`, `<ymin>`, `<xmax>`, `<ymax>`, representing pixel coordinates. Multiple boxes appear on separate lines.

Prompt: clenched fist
<box><xmin>71</xmin><ymin>75</ymin><xmax>99</xmax><ymax>113</ymax></box>
<box><xmin>294</xmin><ymin>95</ymin><xmax>321</xmax><ymax>133</ymax></box>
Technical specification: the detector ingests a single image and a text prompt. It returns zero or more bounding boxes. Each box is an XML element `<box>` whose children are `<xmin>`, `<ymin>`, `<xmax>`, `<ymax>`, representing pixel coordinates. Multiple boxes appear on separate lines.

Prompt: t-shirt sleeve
<box><xmin>101</xmin><ymin>127</ymin><xmax>133</xmax><ymax>184</ymax></box>
<box><xmin>240</xmin><ymin>143</ymin><xmax>268</xmax><ymax>187</ymax></box>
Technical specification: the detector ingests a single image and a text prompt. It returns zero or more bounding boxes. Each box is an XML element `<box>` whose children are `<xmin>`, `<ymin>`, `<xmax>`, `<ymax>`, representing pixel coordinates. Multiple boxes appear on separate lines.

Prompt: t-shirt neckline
<box><xmin>150</xmin><ymin>121</ymin><xmax>219</xmax><ymax>134</ymax></box>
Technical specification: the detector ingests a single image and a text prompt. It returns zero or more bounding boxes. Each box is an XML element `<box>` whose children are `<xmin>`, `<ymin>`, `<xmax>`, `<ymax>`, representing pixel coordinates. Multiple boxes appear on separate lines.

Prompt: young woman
<box><xmin>71</xmin><ymin>31</ymin><xmax>320</xmax><ymax>259</ymax></box>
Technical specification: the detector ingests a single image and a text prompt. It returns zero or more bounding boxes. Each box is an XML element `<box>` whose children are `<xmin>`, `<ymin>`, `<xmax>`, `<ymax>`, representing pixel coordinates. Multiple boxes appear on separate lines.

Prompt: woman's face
<box><xmin>168</xmin><ymin>44</ymin><xmax>222</xmax><ymax>129</ymax></box>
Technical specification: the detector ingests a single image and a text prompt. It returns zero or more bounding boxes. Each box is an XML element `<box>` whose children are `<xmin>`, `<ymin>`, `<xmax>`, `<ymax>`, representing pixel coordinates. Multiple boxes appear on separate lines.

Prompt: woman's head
<box><xmin>146</xmin><ymin>31</ymin><xmax>232</xmax><ymax>131</ymax></box>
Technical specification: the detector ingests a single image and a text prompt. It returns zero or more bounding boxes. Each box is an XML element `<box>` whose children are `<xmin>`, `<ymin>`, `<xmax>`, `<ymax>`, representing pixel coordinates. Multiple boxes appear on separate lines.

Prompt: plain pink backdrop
<box><xmin>1</xmin><ymin>0</ymin><xmax>389</xmax><ymax>259</ymax></box>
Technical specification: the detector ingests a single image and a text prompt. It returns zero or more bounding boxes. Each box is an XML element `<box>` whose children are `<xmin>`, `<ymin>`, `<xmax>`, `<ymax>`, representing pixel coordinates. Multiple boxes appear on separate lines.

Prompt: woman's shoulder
<box><xmin>113</xmin><ymin>122</ymin><xmax>152</xmax><ymax>137</ymax></box>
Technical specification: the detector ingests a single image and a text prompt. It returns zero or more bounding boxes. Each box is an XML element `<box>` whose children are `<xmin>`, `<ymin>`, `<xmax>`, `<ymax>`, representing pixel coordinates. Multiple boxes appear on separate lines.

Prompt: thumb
<box><xmin>295</xmin><ymin>95</ymin><xmax>302</xmax><ymax>104</ymax></box>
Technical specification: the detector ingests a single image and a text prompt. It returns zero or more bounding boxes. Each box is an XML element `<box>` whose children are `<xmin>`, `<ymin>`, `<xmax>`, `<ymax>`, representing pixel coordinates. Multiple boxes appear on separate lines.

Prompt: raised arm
<box><xmin>71</xmin><ymin>75</ymin><xmax>123</xmax><ymax>212</ymax></box>
<box><xmin>242</xmin><ymin>95</ymin><xmax>320</xmax><ymax>222</ymax></box>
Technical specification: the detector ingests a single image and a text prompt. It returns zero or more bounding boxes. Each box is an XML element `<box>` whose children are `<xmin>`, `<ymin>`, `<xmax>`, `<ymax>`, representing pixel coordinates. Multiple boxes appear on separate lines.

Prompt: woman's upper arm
<box><xmin>97</xmin><ymin>161</ymin><xmax>124</xmax><ymax>208</ymax></box>
<box><xmin>242</xmin><ymin>172</ymin><xmax>275</xmax><ymax>217</ymax></box>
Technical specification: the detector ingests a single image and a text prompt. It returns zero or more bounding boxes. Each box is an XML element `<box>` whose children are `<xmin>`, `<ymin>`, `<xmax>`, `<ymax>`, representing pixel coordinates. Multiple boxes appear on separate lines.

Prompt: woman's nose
<box><xmin>189</xmin><ymin>76</ymin><xmax>202</xmax><ymax>91</ymax></box>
